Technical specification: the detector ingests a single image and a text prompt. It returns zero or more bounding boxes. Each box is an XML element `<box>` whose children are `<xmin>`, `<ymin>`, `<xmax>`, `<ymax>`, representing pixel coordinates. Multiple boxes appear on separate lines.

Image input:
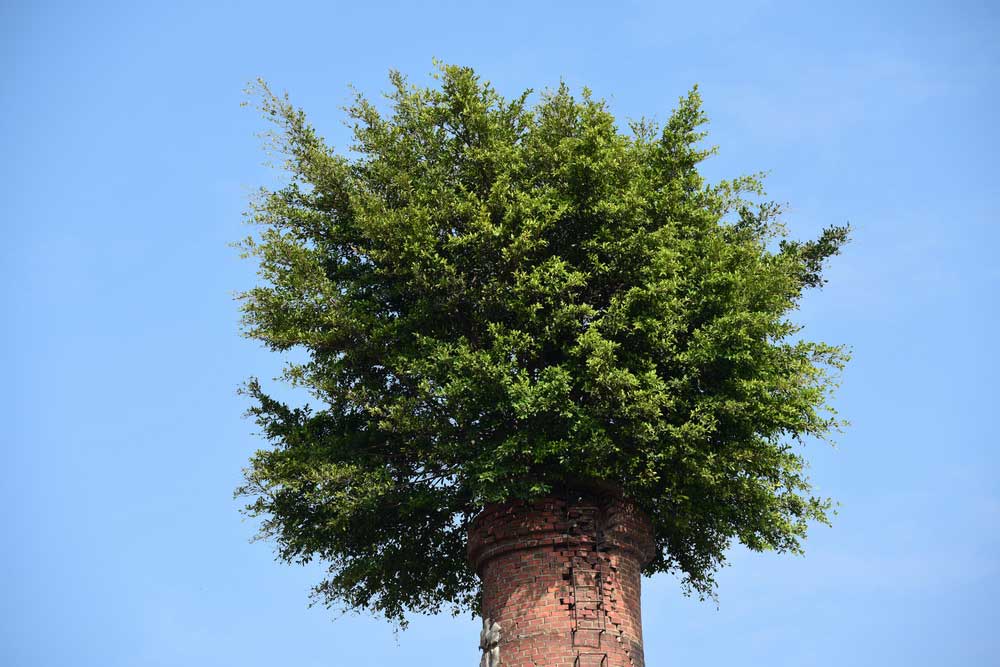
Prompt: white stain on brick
<box><xmin>479</xmin><ymin>617</ymin><xmax>501</xmax><ymax>667</ymax></box>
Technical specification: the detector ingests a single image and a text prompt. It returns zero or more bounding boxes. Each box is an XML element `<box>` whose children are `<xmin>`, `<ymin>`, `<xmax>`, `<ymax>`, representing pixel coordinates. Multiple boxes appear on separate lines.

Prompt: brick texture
<box><xmin>468</xmin><ymin>494</ymin><xmax>655</xmax><ymax>667</ymax></box>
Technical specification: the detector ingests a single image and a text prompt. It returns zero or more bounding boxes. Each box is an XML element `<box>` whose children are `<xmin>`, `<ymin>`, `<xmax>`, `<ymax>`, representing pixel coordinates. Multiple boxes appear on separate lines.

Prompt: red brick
<box><xmin>468</xmin><ymin>494</ymin><xmax>654</xmax><ymax>667</ymax></box>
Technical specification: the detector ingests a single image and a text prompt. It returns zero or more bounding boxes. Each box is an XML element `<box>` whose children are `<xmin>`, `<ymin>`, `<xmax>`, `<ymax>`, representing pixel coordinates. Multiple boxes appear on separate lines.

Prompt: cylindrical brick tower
<box><xmin>468</xmin><ymin>493</ymin><xmax>655</xmax><ymax>667</ymax></box>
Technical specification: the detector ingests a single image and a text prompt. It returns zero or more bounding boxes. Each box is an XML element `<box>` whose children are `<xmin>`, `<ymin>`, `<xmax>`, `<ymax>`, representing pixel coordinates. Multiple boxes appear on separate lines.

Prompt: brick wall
<box><xmin>468</xmin><ymin>494</ymin><xmax>655</xmax><ymax>667</ymax></box>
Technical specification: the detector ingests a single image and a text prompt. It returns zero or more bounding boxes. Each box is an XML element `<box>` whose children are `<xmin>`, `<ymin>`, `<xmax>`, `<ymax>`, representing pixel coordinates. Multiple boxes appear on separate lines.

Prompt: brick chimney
<box><xmin>468</xmin><ymin>493</ymin><xmax>655</xmax><ymax>667</ymax></box>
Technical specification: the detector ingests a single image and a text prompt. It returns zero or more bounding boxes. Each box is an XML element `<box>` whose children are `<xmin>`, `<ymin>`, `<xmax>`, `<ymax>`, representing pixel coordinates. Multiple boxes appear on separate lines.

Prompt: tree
<box><xmin>236</xmin><ymin>63</ymin><xmax>849</xmax><ymax>625</ymax></box>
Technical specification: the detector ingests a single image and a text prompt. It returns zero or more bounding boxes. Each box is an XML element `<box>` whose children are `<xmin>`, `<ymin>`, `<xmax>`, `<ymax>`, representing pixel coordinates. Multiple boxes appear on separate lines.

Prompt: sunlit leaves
<box><xmin>236</xmin><ymin>63</ymin><xmax>849</xmax><ymax>624</ymax></box>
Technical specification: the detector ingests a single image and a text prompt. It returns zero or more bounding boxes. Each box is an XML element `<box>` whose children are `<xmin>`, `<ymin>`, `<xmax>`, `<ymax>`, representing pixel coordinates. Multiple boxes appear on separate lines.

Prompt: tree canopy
<box><xmin>236</xmin><ymin>63</ymin><xmax>849</xmax><ymax>624</ymax></box>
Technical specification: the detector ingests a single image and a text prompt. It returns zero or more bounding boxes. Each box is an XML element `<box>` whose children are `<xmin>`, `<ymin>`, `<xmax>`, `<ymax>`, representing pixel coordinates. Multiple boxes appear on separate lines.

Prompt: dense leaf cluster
<box><xmin>236</xmin><ymin>64</ymin><xmax>848</xmax><ymax>623</ymax></box>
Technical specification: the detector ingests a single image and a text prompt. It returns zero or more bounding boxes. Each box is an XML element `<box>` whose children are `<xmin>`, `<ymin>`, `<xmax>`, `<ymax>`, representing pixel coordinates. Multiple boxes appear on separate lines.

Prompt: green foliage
<box><xmin>236</xmin><ymin>64</ymin><xmax>849</xmax><ymax>624</ymax></box>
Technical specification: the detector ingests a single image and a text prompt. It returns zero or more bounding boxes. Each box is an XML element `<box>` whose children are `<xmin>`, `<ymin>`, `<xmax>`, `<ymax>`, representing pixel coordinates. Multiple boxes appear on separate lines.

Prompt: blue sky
<box><xmin>2</xmin><ymin>1</ymin><xmax>997</xmax><ymax>665</ymax></box>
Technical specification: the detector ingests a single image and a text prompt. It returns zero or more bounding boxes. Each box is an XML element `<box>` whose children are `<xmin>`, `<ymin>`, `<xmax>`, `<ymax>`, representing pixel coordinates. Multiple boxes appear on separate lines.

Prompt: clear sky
<box><xmin>3</xmin><ymin>1</ymin><xmax>997</xmax><ymax>665</ymax></box>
